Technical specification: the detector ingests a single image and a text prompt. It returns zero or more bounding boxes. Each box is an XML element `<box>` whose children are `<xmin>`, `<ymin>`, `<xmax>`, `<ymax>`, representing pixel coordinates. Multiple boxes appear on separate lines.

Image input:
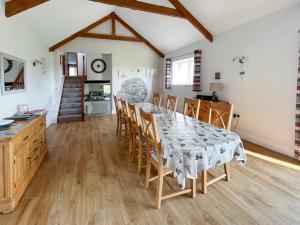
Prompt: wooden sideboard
<box><xmin>0</xmin><ymin>114</ymin><xmax>48</xmax><ymax>213</ymax></box>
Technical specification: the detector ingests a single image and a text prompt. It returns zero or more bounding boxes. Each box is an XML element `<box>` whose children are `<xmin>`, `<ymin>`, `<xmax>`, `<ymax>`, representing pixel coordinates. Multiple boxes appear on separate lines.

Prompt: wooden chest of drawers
<box><xmin>0</xmin><ymin>114</ymin><xmax>48</xmax><ymax>213</ymax></box>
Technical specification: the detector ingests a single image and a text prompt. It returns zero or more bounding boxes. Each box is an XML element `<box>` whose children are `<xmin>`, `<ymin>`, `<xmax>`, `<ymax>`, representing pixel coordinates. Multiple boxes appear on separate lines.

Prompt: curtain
<box><xmin>193</xmin><ymin>50</ymin><xmax>202</xmax><ymax>92</ymax></box>
<box><xmin>165</xmin><ymin>58</ymin><xmax>172</xmax><ymax>89</ymax></box>
<box><xmin>295</xmin><ymin>41</ymin><xmax>300</xmax><ymax>160</ymax></box>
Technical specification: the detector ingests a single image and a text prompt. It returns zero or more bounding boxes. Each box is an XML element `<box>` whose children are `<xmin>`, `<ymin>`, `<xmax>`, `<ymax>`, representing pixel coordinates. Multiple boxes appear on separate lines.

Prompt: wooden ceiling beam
<box><xmin>114</xmin><ymin>13</ymin><xmax>164</xmax><ymax>58</ymax></box>
<box><xmin>5</xmin><ymin>0</ymin><xmax>49</xmax><ymax>17</ymax></box>
<box><xmin>79</xmin><ymin>33</ymin><xmax>144</xmax><ymax>42</ymax></box>
<box><xmin>111</xmin><ymin>12</ymin><xmax>116</xmax><ymax>37</ymax></box>
<box><xmin>89</xmin><ymin>0</ymin><xmax>184</xmax><ymax>18</ymax></box>
<box><xmin>49</xmin><ymin>12</ymin><xmax>164</xmax><ymax>57</ymax></box>
<box><xmin>49</xmin><ymin>13</ymin><xmax>112</xmax><ymax>52</ymax></box>
<box><xmin>168</xmin><ymin>0</ymin><xmax>213</xmax><ymax>42</ymax></box>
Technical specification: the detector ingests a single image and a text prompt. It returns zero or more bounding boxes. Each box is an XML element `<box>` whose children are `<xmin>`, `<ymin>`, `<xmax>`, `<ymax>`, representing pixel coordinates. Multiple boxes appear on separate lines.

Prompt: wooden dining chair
<box><xmin>183</xmin><ymin>98</ymin><xmax>201</xmax><ymax>119</ymax></box>
<box><xmin>153</xmin><ymin>92</ymin><xmax>162</xmax><ymax>107</ymax></box>
<box><xmin>200</xmin><ymin>102</ymin><xmax>234</xmax><ymax>194</ymax></box>
<box><xmin>209</xmin><ymin>101</ymin><xmax>234</xmax><ymax>130</ymax></box>
<box><xmin>113</xmin><ymin>95</ymin><xmax>126</xmax><ymax>137</ymax></box>
<box><xmin>128</xmin><ymin>103</ymin><xmax>148</xmax><ymax>173</ymax></box>
<box><xmin>165</xmin><ymin>95</ymin><xmax>178</xmax><ymax>112</ymax></box>
<box><xmin>140</xmin><ymin>109</ymin><xmax>196</xmax><ymax>209</ymax></box>
<box><xmin>121</xmin><ymin>99</ymin><xmax>131</xmax><ymax>153</ymax></box>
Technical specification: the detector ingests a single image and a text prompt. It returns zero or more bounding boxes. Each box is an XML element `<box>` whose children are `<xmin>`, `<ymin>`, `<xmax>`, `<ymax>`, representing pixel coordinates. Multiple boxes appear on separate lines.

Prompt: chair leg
<box><xmin>156</xmin><ymin>169</ymin><xmax>164</xmax><ymax>209</ymax></box>
<box><xmin>145</xmin><ymin>158</ymin><xmax>151</xmax><ymax>189</ymax></box>
<box><xmin>128</xmin><ymin>133</ymin><xmax>133</xmax><ymax>155</ymax></box>
<box><xmin>201</xmin><ymin>170</ymin><xmax>207</xmax><ymax>194</ymax></box>
<box><xmin>131</xmin><ymin>138</ymin><xmax>135</xmax><ymax>162</ymax></box>
<box><xmin>116</xmin><ymin>118</ymin><xmax>120</xmax><ymax>137</ymax></box>
<box><xmin>118</xmin><ymin>122</ymin><xmax>123</xmax><ymax>139</ymax></box>
<box><xmin>224</xmin><ymin>163</ymin><xmax>230</xmax><ymax>182</ymax></box>
<box><xmin>137</xmin><ymin>143</ymin><xmax>143</xmax><ymax>174</ymax></box>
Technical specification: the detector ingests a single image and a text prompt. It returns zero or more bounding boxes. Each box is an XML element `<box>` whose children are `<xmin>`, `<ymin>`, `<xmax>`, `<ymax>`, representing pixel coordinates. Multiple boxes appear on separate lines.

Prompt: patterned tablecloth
<box><xmin>136</xmin><ymin>103</ymin><xmax>247</xmax><ymax>189</ymax></box>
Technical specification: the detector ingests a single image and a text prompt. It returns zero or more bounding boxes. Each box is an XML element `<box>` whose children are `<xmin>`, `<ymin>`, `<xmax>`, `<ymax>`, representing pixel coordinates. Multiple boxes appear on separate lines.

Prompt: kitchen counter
<box><xmin>84</xmin><ymin>97</ymin><xmax>111</xmax><ymax>102</ymax></box>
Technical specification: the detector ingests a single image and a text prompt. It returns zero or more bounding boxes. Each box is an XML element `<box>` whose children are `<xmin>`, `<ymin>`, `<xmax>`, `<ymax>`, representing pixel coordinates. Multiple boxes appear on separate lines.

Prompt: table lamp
<box><xmin>209</xmin><ymin>83</ymin><xmax>223</xmax><ymax>102</ymax></box>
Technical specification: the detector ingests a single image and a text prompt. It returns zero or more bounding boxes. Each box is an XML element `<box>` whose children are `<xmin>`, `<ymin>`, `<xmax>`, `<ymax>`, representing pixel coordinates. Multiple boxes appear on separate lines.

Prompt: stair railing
<box><xmin>81</xmin><ymin>76</ymin><xmax>85</xmax><ymax>121</ymax></box>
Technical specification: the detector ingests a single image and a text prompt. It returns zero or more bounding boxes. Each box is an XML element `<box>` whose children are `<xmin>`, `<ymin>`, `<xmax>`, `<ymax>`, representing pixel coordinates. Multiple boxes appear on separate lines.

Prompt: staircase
<box><xmin>58</xmin><ymin>76</ymin><xmax>84</xmax><ymax>123</ymax></box>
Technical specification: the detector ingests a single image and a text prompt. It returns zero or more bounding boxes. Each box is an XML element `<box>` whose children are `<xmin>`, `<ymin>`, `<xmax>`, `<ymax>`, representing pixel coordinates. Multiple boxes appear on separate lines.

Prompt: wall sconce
<box><xmin>233</xmin><ymin>56</ymin><xmax>246</xmax><ymax>78</ymax></box>
<box><xmin>145</xmin><ymin>68</ymin><xmax>156</xmax><ymax>78</ymax></box>
<box><xmin>117</xmin><ymin>71</ymin><xmax>126</xmax><ymax>78</ymax></box>
<box><xmin>32</xmin><ymin>57</ymin><xmax>46</xmax><ymax>67</ymax></box>
<box><xmin>32</xmin><ymin>57</ymin><xmax>47</xmax><ymax>75</ymax></box>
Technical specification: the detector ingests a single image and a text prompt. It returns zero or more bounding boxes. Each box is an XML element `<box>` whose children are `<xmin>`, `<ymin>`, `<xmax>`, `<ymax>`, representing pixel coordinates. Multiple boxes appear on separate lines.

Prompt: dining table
<box><xmin>135</xmin><ymin>102</ymin><xmax>247</xmax><ymax>189</ymax></box>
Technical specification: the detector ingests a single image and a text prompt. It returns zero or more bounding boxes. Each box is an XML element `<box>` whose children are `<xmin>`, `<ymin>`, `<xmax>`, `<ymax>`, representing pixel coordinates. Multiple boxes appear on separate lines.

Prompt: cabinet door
<box><xmin>13</xmin><ymin>146</ymin><xmax>29</xmax><ymax>191</ymax></box>
<box><xmin>0</xmin><ymin>144</ymin><xmax>6</xmax><ymax>199</ymax></box>
<box><xmin>39</xmin><ymin>129</ymin><xmax>46</xmax><ymax>154</ymax></box>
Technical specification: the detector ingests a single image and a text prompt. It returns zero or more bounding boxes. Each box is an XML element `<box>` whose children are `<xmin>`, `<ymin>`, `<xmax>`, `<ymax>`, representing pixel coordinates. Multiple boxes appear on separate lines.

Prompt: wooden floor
<box><xmin>0</xmin><ymin>116</ymin><xmax>300</xmax><ymax>225</ymax></box>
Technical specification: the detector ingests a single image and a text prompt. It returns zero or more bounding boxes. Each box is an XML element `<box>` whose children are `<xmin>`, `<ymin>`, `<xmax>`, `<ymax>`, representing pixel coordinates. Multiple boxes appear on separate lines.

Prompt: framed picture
<box><xmin>0</xmin><ymin>52</ymin><xmax>27</xmax><ymax>95</ymax></box>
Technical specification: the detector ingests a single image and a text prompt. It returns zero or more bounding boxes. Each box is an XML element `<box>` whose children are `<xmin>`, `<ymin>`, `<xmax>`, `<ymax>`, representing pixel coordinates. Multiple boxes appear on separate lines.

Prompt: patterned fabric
<box><xmin>136</xmin><ymin>103</ymin><xmax>247</xmax><ymax>189</ymax></box>
<box><xmin>165</xmin><ymin>58</ymin><xmax>172</xmax><ymax>89</ymax></box>
<box><xmin>193</xmin><ymin>50</ymin><xmax>202</xmax><ymax>92</ymax></box>
<box><xmin>295</xmin><ymin>47</ymin><xmax>300</xmax><ymax>160</ymax></box>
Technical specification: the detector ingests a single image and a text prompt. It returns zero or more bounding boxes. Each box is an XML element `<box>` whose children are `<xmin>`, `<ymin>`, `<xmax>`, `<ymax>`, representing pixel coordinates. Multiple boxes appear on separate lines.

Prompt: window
<box><xmin>172</xmin><ymin>57</ymin><xmax>194</xmax><ymax>85</ymax></box>
<box><xmin>68</xmin><ymin>64</ymin><xmax>78</xmax><ymax>76</ymax></box>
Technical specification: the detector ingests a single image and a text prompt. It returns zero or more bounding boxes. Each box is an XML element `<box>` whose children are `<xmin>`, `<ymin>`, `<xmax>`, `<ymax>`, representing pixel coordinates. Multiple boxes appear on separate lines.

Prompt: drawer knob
<box><xmin>23</xmin><ymin>136</ymin><xmax>29</xmax><ymax>141</ymax></box>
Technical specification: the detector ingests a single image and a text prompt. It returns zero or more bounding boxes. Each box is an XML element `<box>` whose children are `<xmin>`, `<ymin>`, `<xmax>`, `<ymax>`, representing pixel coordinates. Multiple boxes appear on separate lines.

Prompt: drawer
<box><xmin>29</xmin><ymin>142</ymin><xmax>40</xmax><ymax>158</ymax></box>
<box><xmin>13</xmin><ymin>126</ymin><xmax>33</xmax><ymax>153</ymax></box>
<box><xmin>34</xmin><ymin>116</ymin><xmax>46</xmax><ymax>132</ymax></box>
<box><xmin>29</xmin><ymin>149</ymin><xmax>40</xmax><ymax>167</ymax></box>
<box><xmin>30</xmin><ymin>134</ymin><xmax>40</xmax><ymax>147</ymax></box>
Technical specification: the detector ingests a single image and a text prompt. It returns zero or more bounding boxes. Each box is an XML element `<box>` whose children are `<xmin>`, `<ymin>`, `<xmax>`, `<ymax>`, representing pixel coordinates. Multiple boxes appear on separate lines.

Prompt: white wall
<box><xmin>54</xmin><ymin>38</ymin><xmax>163</xmax><ymax>109</ymax></box>
<box><xmin>163</xmin><ymin>4</ymin><xmax>300</xmax><ymax>157</ymax></box>
<box><xmin>0</xmin><ymin>13</ymin><xmax>55</xmax><ymax>125</ymax></box>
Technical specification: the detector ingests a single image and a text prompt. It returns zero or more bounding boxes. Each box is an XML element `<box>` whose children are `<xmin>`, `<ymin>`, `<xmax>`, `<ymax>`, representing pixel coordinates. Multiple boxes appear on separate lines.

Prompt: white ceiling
<box><xmin>4</xmin><ymin>0</ymin><xmax>300</xmax><ymax>53</ymax></box>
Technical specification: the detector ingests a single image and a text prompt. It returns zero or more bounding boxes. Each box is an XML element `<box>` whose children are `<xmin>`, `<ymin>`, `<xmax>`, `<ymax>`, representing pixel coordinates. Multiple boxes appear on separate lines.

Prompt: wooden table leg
<box><xmin>190</xmin><ymin>179</ymin><xmax>196</xmax><ymax>198</ymax></box>
<box><xmin>201</xmin><ymin>170</ymin><xmax>207</xmax><ymax>194</ymax></box>
<box><xmin>224</xmin><ymin>163</ymin><xmax>231</xmax><ymax>182</ymax></box>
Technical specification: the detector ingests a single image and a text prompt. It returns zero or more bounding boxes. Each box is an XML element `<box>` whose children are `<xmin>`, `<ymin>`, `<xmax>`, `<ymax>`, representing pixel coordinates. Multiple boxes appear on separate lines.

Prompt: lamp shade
<box><xmin>209</xmin><ymin>83</ymin><xmax>223</xmax><ymax>92</ymax></box>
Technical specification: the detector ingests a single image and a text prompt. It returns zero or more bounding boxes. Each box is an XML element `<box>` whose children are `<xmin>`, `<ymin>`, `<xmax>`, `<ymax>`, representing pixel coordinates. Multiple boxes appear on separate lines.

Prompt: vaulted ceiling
<box><xmin>2</xmin><ymin>0</ymin><xmax>300</xmax><ymax>54</ymax></box>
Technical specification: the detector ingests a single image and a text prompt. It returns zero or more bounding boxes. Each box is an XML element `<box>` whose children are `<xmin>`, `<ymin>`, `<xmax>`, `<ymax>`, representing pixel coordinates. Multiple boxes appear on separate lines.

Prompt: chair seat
<box><xmin>150</xmin><ymin>151</ymin><xmax>172</xmax><ymax>174</ymax></box>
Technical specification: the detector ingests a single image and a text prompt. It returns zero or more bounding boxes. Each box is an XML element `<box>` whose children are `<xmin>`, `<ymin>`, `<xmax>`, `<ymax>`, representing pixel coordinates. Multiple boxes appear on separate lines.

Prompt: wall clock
<box><xmin>91</xmin><ymin>59</ymin><xmax>106</xmax><ymax>74</ymax></box>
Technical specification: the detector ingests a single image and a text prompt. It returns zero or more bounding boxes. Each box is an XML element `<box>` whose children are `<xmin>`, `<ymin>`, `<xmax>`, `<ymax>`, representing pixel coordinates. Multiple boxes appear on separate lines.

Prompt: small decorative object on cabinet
<box><xmin>209</xmin><ymin>83</ymin><xmax>223</xmax><ymax>102</ymax></box>
<box><xmin>0</xmin><ymin>114</ymin><xmax>48</xmax><ymax>213</ymax></box>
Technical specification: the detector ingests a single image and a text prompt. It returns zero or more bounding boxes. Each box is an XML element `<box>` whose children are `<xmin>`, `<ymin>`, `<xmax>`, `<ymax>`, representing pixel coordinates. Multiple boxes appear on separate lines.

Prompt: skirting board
<box><xmin>235</xmin><ymin>129</ymin><xmax>294</xmax><ymax>158</ymax></box>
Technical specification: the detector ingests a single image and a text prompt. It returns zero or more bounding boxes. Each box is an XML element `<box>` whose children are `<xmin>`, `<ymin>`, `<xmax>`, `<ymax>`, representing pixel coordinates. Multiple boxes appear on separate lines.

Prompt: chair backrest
<box><xmin>121</xmin><ymin>99</ymin><xmax>130</xmax><ymax>120</ymax></box>
<box><xmin>140</xmin><ymin>109</ymin><xmax>163</xmax><ymax>164</ymax></box>
<box><xmin>209</xmin><ymin>102</ymin><xmax>234</xmax><ymax>130</ymax></box>
<box><xmin>113</xmin><ymin>95</ymin><xmax>121</xmax><ymax>112</ymax></box>
<box><xmin>183</xmin><ymin>98</ymin><xmax>201</xmax><ymax>119</ymax></box>
<box><xmin>166</xmin><ymin>95</ymin><xmax>178</xmax><ymax>112</ymax></box>
<box><xmin>198</xmin><ymin>100</ymin><xmax>210</xmax><ymax>122</ymax></box>
<box><xmin>128</xmin><ymin>103</ymin><xmax>140</xmax><ymax>128</ymax></box>
<box><xmin>153</xmin><ymin>92</ymin><xmax>162</xmax><ymax>107</ymax></box>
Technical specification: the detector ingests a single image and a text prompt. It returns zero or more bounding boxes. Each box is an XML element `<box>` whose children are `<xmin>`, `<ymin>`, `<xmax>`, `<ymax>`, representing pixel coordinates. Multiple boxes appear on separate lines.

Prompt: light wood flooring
<box><xmin>0</xmin><ymin>115</ymin><xmax>300</xmax><ymax>225</ymax></box>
